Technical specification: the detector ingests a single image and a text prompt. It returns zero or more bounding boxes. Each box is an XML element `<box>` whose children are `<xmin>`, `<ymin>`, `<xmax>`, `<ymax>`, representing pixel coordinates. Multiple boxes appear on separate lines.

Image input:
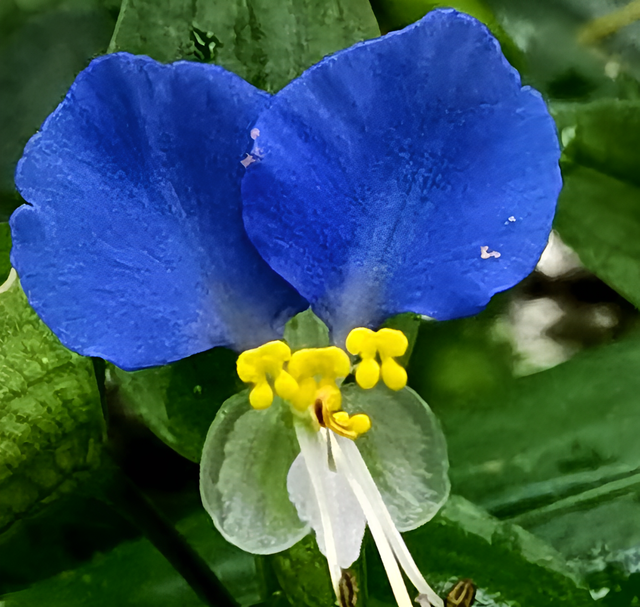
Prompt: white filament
<box><xmin>330</xmin><ymin>431</ymin><xmax>414</xmax><ymax>607</ymax></box>
<box><xmin>331</xmin><ymin>432</ymin><xmax>444</xmax><ymax>607</ymax></box>
<box><xmin>294</xmin><ymin>421</ymin><xmax>342</xmax><ymax>593</ymax></box>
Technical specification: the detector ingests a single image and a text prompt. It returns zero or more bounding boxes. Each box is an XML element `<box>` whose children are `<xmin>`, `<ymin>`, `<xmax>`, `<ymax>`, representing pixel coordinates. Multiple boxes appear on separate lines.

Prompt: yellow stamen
<box><xmin>238</xmin><ymin>341</ymin><xmax>373</xmax><ymax>439</ymax></box>
<box><xmin>237</xmin><ymin>340</ymin><xmax>296</xmax><ymax>409</ymax></box>
<box><xmin>346</xmin><ymin>327</ymin><xmax>408</xmax><ymax>391</ymax></box>
<box><xmin>289</xmin><ymin>347</ymin><xmax>351</xmax><ymax>382</ymax></box>
<box><xmin>313</xmin><ymin>394</ymin><xmax>371</xmax><ymax>441</ymax></box>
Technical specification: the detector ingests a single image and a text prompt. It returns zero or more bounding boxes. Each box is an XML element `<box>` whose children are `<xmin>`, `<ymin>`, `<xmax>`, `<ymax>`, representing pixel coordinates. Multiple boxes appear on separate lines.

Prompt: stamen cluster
<box><xmin>236</xmin><ymin>327</ymin><xmax>409</xmax><ymax>440</ymax></box>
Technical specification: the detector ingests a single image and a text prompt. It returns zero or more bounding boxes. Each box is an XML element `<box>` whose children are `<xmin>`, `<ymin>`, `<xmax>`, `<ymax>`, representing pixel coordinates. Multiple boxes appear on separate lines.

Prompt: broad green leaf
<box><xmin>200</xmin><ymin>390</ymin><xmax>307</xmax><ymax>555</ymax></box>
<box><xmin>367</xmin><ymin>495</ymin><xmax>596</xmax><ymax>606</ymax></box>
<box><xmin>556</xmin><ymin>100</ymin><xmax>640</xmax><ymax>183</ymax></box>
<box><xmin>0</xmin><ymin>272</ymin><xmax>105</xmax><ymax>532</ymax></box>
<box><xmin>555</xmin><ymin>165</ymin><xmax>640</xmax><ymax>310</ymax></box>
<box><xmin>0</xmin><ymin>3</ymin><xmax>117</xmax><ymax>220</ymax></box>
<box><xmin>2</xmin><ymin>535</ymin><xmax>206</xmax><ymax>607</ymax></box>
<box><xmin>523</xmin><ymin>488</ymin><xmax>640</xmax><ymax>603</ymax></box>
<box><xmin>1</xmin><ymin>505</ymin><xmax>261</xmax><ymax>607</ymax></box>
<box><xmin>0</xmin><ymin>469</ymin><xmax>265</xmax><ymax>604</ymax></box>
<box><xmin>0</xmin><ymin>495</ymin><xmax>136</xmax><ymax>594</ymax></box>
<box><xmin>408</xmin><ymin>298</ymin><xmax>514</xmax><ymax>408</ymax></box>
<box><xmin>108</xmin><ymin>0</ymin><xmax>380</xmax><ymax>92</ymax></box>
<box><xmin>108</xmin><ymin>347</ymin><xmax>241</xmax><ymax>462</ymax></box>
<box><xmin>554</xmin><ymin>100</ymin><xmax>640</xmax><ymax>309</ymax></box>
<box><xmin>434</xmin><ymin>334</ymin><xmax>640</xmax><ymax>518</ymax></box>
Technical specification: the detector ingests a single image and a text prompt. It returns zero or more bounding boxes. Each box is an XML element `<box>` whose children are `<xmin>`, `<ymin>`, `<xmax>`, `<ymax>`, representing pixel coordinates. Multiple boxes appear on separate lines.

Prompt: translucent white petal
<box><xmin>287</xmin><ymin>441</ymin><xmax>366</xmax><ymax>570</ymax></box>
<box><xmin>342</xmin><ymin>384</ymin><xmax>450</xmax><ymax>531</ymax></box>
<box><xmin>199</xmin><ymin>390</ymin><xmax>308</xmax><ymax>554</ymax></box>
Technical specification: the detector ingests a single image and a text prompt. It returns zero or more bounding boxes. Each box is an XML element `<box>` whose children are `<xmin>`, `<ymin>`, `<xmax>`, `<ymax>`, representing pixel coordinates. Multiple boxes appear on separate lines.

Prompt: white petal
<box><xmin>287</xmin><ymin>448</ymin><xmax>366</xmax><ymax>570</ymax></box>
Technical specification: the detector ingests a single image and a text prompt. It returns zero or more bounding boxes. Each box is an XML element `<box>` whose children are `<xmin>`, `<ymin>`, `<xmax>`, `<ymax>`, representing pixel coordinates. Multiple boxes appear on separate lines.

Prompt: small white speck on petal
<box><xmin>251</xmin><ymin>128</ymin><xmax>260</xmax><ymax>140</ymax></box>
<box><xmin>480</xmin><ymin>246</ymin><xmax>501</xmax><ymax>259</ymax></box>
<box><xmin>508</xmin><ymin>216</ymin><xmax>516</xmax><ymax>222</ymax></box>
<box><xmin>241</xmin><ymin>154</ymin><xmax>256</xmax><ymax>168</ymax></box>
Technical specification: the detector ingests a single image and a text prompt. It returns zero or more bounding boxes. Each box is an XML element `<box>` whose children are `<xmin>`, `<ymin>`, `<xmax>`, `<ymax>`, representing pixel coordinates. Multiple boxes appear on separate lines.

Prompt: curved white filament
<box><xmin>330</xmin><ymin>431</ymin><xmax>414</xmax><ymax>607</ymax></box>
<box><xmin>330</xmin><ymin>432</ymin><xmax>444</xmax><ymax>607</ymax></box>
<box><xmin>294</xmin><ymin>421</ymin><xmax>342</xmax><ymax>593</ymax></box>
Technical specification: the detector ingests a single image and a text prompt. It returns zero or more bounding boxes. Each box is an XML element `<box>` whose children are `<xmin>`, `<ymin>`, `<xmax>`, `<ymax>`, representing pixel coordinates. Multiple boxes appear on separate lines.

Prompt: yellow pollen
<box><xmin>237</xmin><ymin>340</ymin><xmax>374</xmax><ymax>439</ymax></box>
<box><xmin>287</xmin><ymin>347</ymin><xmax>350</xmax><ymax>412</ymax></box>
<box><xmin>346</xmin><ymin>327</ymin><xmax>408</xmax><ymax>391</ymax></box>
<box><xmin>237</xmin><ymin>340</ymin><xmax>297</xmax><ymax>409</ymax></box>
<box><xmin>314</xmin><ymin>396</ymin><xmax>371</xmax><ymax>440</ymax></box>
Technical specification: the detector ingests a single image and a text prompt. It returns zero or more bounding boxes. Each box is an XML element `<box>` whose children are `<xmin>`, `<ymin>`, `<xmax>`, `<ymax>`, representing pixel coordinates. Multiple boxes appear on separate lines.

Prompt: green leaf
<box><xmin>0</xmin><ymin>505</ymin><xmax>262</xmax><ymax>607</ymax></box>
<box><xmin>0</xmin><ymin>223</ymin><xmax>11</xmax><ymax>284</ymax></box>
<box><xmin>368</xmin><ymin>0</ymin><xmax>523</xmax><ymax>72</ymax></box>
<box><xmin>0</xmin><ymin>272</ymin><xmax>105</xmax><ymax>532</ymax></box>
<box><xmin>108</xmin><ymin>0</ymin><xmax>380</xmax><ymax>92</ymax></box>
<box><xmin>0</xmin><ymin>463</ymin><xmax>266</xmax><ymax>604</ymax></box>
<box><xmin>435</xmin><ymin>334</ymin><xmax>640</xmax><ymax>518</ymax></box>
<box><xmin>555</xmin><ymin>165</ymin><xmax>640</xmax><ymax>310</ymax></box>
<box><xmin>556</xmin><ymin>100</ymin><xmax>640</xmax><ymax>183</ymax></box>
<box><xmin>408</xmin><ymin>298</ymin><xmax>514</xmax><ymax>408</ymax></box>
<box><xmin>108</xmin><ymin>347</ymin><xmax>241</xmax><ymax>462</ymax></box>
<box><xmin>0</xmin><ymin>3</ymin><xmax>117</xmax><ymax>220</ymax></box>
<box><xmin>367</xmin><ymin>495</ymin><xmax>596</xmax><ymax>606</ymax></box>
<box><xmin>3</xmin><ymin>537</ymin><xmax>205</xmax><ymax>606</ymax></box>
<box><xmin>475</xmin><ymin>0</ymin><xmax>639</xmax><ymax>101</ymax></box>
<box><xmin>554</xmin><ymin>100</ymin><xmax>640</xmax><ymax>309</ymax></box>
<box><xmin>284</xmin><ymin>309</ymin><xmax>330</xmax><ymax>351</ymax></box>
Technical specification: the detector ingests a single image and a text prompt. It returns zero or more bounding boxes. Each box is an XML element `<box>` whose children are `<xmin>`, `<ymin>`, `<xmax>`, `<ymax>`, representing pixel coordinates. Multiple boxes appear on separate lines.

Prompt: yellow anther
<box><xmin>289</xmin><ymin>347</ymin><xmax>351</xmax><ymax>382</ymax></box>
<box><xmin>346</xmin><ymin>327</ymin><xmax>409</xmax><ymax>391</ymax></box>
<box><xmin>346</xmin><ymin>327</ymin><xmax>377</xmax><ymax>358</ymax></box>
<box><xmin>237</xmin><ymin>341</ymin><xmax>295</xmax><ymax>409</ymax></box>
<box><xmin>249</xmin><ymin>381</ymin><xmax>273</xmax><ymax>410</ymax></box>
<box><xmin>355</xmin><ymin>358</ymin><xmax>380</xmax><ymax>390</ymax></box>
<box><xmin>381</xmin><ymin>358</ymin><xmax>407</xmax><ymax>391</ymax></box>
<box><xmin>274</xmin><ymin>370</ymin><xmax>298</xmax><ymax>401</ymax></box>
<box><xmin>375</xmin><ymin>328</ymin><xmax>408</xmax><ymax>358</ymax></box>
<box><xmin>324</xmin><ymin>408</ymin><xmax>372</xmax><ymax>440</ymax></box>
<box><xmin>316</xmin><ymin>383</ymin><xmax>342</xmax><ymax>412</ymax></box>
<box><xmin>348</xmin><ymin>414</ymin><xmax>372</xmax><ymax>435</ymax></box>
<box><xmin>291</xmin><ymin>377</ymin><xmax>318</xmax><ymax>412</ymax></box>
<box><xmin>332</xmin><ymin>411</ymin><xmax>350</xmax><ymax>425</ymax></box>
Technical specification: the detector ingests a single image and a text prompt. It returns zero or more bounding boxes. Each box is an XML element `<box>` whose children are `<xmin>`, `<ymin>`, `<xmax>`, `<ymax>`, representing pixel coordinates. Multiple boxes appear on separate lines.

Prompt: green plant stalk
<box><xmin>96</xmin><ymin>461</ymin><xmax>237</xmax><ymax>607</ymax></box>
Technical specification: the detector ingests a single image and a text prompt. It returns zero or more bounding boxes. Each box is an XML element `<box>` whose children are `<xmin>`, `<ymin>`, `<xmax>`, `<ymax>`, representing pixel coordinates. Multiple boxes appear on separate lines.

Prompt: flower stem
<box><xmin>97</xmin><ymin>461</ymin><xmax>237</xmax><ymax>607</ymax></box>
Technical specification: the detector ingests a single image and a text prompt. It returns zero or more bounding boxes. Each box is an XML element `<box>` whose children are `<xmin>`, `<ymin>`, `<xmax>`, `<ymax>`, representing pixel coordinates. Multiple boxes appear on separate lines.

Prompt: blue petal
<box><xmin>12</xmin><ymin>53</ymin><xmax>306</xmax><ymax>370</ymax></box>
<box><xmin>241</xmin><ymin>10</ymin><xmax>561</xmax><ymax>342</ymax></box>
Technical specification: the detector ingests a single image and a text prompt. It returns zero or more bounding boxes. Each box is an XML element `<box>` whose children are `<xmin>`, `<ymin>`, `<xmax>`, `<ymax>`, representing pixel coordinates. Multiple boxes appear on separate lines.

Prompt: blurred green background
<box><xmin>3</xmin><ymin>0</ymin><xmax>640</xmax><ymax>605</ymax></box>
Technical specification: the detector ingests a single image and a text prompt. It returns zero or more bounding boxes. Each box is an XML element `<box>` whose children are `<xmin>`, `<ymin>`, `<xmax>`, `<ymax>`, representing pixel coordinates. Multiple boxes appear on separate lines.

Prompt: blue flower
<box><xmin>11</xmin><ymin>9</ymin><xmax>560</xmax><ymax>371</ymax></box>
<box><xmin>10</xmin><ymin>9</ymin><xmax>561</xmax><ymax>606</ymax></box>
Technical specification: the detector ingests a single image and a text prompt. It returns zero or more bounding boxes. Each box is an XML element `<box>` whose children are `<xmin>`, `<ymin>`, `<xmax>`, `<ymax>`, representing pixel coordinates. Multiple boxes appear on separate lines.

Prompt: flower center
<box><xmin>236</xmin><ymin>325</ymin><xmax>409</xmax><ymax>439</ymax></box>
